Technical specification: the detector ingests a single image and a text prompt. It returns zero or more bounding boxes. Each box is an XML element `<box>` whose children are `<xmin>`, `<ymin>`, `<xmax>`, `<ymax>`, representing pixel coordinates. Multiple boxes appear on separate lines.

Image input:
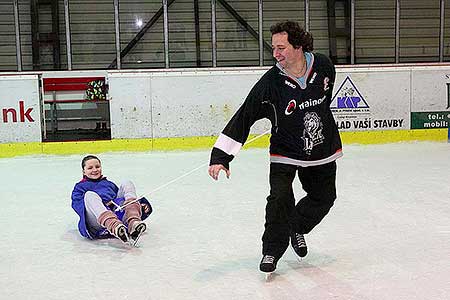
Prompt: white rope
<box><xmin>110</xmin><ymin>201</ymin><xmax>121</xmax><ymax>209</ymax></box>
<box><xmin>115</xmin><ymin>128</ymin><xmax>271</xmax><ymax>211</ymax></box>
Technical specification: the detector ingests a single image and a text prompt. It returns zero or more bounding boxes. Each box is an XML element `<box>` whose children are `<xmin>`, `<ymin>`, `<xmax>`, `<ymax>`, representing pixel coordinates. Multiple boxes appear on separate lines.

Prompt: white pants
<box><xmin>84</xmin><ymin>180</ymin><xmax>137</xmax><ymax>231</ymax></box>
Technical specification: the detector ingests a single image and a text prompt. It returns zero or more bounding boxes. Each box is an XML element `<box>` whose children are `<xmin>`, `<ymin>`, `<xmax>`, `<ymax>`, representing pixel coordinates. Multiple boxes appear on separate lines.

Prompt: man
<box><xmin>208</xmin><ymin>20</ymin><xmax>342</xmax><ymax>273</ymax></box>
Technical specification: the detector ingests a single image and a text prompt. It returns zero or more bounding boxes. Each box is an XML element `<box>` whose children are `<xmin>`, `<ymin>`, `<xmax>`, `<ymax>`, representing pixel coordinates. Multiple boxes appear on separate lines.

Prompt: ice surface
<box><xmin>0</xmin><ymin>142</ymin><xmax>449</xmax><ymax>300</ymax></box>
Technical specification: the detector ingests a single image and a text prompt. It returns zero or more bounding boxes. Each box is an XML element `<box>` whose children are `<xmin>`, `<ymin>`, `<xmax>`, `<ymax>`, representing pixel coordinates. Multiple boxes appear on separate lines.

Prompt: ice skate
<box><xmin>129</xmin><ymin>220</ymin><xmax>146</xmax><ymax>246</ymax></box>
<box><xmin>260</xmin><ymin>255</ymin><xmax>278</xmax><ymax>280</ymax></box>
<box><xmin>98</xmin><ymin>210</ymin><xmax>130</xmax><ymax>245</ymax></box>
<box><xmin>290</xmin><ymin>231</ymin><xmax>307</xmax><ymax>259</ymax></box>
<box><xmin>112</xmin><ymin>223</ymin><xmax>130</xmax><ymax>244</ymax></box>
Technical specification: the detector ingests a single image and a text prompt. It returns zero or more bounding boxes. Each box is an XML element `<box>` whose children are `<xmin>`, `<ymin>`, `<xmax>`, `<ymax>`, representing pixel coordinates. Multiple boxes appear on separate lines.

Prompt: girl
<box><xmin>71</xmin><ymin>155</ymin><xmax>152</xmax><ymax>245</ymax></box>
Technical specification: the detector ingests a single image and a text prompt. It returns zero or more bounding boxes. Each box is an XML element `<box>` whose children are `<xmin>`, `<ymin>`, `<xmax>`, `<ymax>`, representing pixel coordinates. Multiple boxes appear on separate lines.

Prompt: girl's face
<box><xmin>83</xmin><ymin>158</ymin><xmax>102</xmax><ymax>180</ymax></box>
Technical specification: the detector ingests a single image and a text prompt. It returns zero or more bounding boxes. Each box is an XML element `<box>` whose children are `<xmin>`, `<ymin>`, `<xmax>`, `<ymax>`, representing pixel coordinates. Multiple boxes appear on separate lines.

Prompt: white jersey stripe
<box><xmin>270</xmin><ymin>150</ymin><xmax>343</xmax><ymax>167</ymax></box>
<box><xmin>214</xmin><ymin>133</ymin><xmax>243</xmax><ymax>156</ymax></box>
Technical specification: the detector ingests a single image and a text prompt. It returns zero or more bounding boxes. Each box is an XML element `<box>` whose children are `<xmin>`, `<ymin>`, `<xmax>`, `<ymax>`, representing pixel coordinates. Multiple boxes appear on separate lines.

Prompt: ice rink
<box><xmin>0</xmin><ymin>142</ymin><xmax>449</xmax><ymax>300</ymax></box>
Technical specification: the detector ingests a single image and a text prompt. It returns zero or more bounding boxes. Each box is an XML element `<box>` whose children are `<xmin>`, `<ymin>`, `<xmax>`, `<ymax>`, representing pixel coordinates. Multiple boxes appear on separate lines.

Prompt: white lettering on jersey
<box><xmin>309</xmin><ymin>72</ymin><xmax>317</xmax><ymax>84</ymax></box>
<box><xmin>284</xmin><ymin>80</ymin><xmax>296</xmax><ymax>89</ymax></box>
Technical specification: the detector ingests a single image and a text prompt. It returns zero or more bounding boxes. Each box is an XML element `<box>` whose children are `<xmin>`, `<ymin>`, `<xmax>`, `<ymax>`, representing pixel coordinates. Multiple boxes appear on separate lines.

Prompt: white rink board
<box><xmin>1</xmin><ymin>64</ymin><xmax>450</xmax><ymax>143</ymax></box>
<box><xmin>108</xmin><ymin>69</ymin><xmax>271</xmax><ymax>139</ymax></box>
<box><xmin>0</xmin><ymin>75</ymin><xmax>41</xmax><ymax>142</ymax></box>
<box><xmin>108</xmin><ymin>74</ymin><xmax>153</xmax><ymax>139</ymax></box>
<box><xmin>410</xmin><ymin>65</ymin><xmax>450</xmax><ymax>111</ymax></box>
<box><xmin>150</xmin><ymin>70</ymin><xmax>270</xmax><ymax>138</ymax></box>
<box><xmin>108</xmin><ymin>66</ymin><xmax>420</xmax><ymax>138</ymax></box>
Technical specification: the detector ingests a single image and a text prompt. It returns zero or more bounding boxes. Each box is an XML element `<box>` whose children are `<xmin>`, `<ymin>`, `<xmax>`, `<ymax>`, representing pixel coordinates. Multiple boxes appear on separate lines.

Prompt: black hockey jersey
<box><xmin>210</xmin><ymin>52</ymin><xmax>342</xmax><ymax>169</ymax></box>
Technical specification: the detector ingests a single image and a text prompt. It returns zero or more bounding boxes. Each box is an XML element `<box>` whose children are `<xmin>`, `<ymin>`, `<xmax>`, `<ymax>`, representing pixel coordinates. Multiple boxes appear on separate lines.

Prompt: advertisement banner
<box><xmin>0</xmin><ymin>75</ymin><xmax>42</xmax><ymax>143</ymax></box>
<box><xmin>411</xmin><ymin>111</ymin><xmax>450</xmax><ymax>129</ymax></box>
<box><xmin>331</xmin><ymin>70</ymin><xmax>410</xmax><ymax>131</ymax></box>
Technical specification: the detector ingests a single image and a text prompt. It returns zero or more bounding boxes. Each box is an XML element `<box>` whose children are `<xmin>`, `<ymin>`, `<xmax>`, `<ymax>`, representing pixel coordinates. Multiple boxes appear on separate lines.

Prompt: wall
<box><xmin>4</xmin><ymin>0</ymin><xmax>450</xmax><ymax>71</ymax></box>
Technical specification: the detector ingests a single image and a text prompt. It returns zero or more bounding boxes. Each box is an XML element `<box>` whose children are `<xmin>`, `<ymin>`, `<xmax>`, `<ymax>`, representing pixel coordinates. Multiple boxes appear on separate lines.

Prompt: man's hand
<box><xmin>208</xmin><ymin>164</ymin><xmax>231</xmax><ymax>180</ymax></box>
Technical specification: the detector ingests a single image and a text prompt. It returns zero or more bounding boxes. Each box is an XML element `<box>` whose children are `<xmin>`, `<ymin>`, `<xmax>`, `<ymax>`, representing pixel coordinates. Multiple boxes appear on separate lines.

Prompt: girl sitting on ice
<box><xmin>71</xmin><ymin>155</ymin><xmax>152</xmax><ymax>245</ymax></box>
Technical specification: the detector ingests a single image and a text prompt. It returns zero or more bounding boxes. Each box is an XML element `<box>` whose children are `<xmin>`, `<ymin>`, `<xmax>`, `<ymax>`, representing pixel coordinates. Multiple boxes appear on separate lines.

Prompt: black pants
<box><xmin>262</xmin><ymin>161</ymin><xmax>337</xmax><ymax>258</ymax></box>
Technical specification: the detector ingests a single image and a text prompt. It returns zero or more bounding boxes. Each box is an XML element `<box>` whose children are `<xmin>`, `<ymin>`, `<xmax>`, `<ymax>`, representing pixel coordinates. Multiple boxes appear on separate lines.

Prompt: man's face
<box><xmin>272</xmin><ymin>32</ymin><xmax>302</xmax><ymax>70</ymax></box>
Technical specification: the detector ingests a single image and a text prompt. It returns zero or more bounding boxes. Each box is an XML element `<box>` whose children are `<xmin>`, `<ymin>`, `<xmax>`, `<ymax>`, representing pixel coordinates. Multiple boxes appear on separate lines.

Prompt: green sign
<box><xmin>411</xmin><ymin>111</ymin><xmax>450</xmax><ymax>129</ymax></box>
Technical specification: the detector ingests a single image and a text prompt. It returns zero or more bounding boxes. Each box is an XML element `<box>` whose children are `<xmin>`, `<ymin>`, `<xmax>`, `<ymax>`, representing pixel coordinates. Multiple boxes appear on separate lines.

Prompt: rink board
<box><xmin>0</xmin><ymin>75</ymin><xmax>42</xmax><ymax>143</ymax></box>
<box><xmin>0</xmin><ymin>64</ymin><xmax>449</xmax><ymax>157</ymax></box>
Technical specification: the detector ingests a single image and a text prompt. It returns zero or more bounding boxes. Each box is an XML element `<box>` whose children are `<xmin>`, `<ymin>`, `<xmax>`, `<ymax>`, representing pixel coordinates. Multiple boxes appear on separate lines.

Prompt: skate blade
<box><xmin>290</xmin><ymin>246</ymin><xmax>305</xmax><ymax>262</ymax></box>
<box><xmin>264</xmin><ymin>272</ymin><xmax>274</xmax><ymax>282</ymax></box>
<box><xmin>130</xmin><ymin>230</ymin><xmax>145</xmax><ymax>247</ymax></box>
<box><xmin>117</xmin><ymin>227</ymin><xmax>131</xmax><ymax>245</ymax></box>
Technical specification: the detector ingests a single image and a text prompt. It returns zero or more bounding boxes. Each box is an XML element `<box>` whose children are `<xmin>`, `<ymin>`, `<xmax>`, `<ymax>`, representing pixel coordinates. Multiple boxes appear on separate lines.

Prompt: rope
<box><xmin>115</xmin><ymin>128</ymin><xmax>271</xmax><ymax>211</ymax></box>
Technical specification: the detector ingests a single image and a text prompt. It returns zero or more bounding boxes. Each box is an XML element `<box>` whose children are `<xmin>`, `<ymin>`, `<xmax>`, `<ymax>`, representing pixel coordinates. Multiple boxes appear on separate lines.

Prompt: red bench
<box><xmin>42</xmin><ymin>76</ymin><xmax>108</xmax><ymax>136</ymax></box>
<box><xmin>43</xmin><ymin>76</ymin><xmax>105</xmax><ymax>102</ymax></box>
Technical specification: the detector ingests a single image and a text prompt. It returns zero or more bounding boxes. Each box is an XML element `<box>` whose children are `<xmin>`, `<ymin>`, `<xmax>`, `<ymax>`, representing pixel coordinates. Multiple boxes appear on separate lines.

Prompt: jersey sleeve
<box><xmin>71</xmin><ymin>183</ymin><xmax>86</xmax><ymax>208</ymax></box>
<box><xmin>209</xmin><ymin>78</ymin><xmax>270</xmax><ymax>169</ymax></box>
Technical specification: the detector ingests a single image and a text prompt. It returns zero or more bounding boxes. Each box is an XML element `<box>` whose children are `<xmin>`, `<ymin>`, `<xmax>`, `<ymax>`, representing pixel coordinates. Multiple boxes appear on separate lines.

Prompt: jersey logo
<box><xmin>284</xmin><ymin>80</ymin><xmax>296</xmax><ymax>89</ymax></box>
<box><xmin>331</xmin><ymin>76</ymin><xmax>369</xmax><ymax>109</ymax></box>
<box><xmin>285</xmin><ymin>99</ymin><xmax>297</xmax><ymax>115</ymax></box>
<box><xmin>301</xmin><ymin>112</ymin><xmax>324</xmax><ymax>155</ymax></box>
<box><xmin>324</xmin><ymin>77</ymin><xmax>330</xmax><ymax>91</ymax></box>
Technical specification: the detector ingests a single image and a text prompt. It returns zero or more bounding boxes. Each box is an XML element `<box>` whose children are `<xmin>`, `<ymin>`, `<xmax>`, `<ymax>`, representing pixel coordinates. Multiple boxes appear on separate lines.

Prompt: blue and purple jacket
<box><xmin>71</xmin><ymin>176</ymin><xmax>152</xmax><ymax>239</ymax></box>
